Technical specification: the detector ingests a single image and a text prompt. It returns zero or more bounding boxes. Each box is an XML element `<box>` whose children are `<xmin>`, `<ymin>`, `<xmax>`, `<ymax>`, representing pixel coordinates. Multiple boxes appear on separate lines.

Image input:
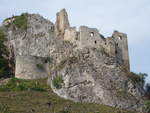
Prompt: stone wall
<box><xmin>112</xmin><ymin>31</ymin><xmax>130</xmax><ymax>70</ymax></box>
<box><xmin>79</xmin><ymin>26</ymin><xmax>105</xmax><ymax>49</ymax></box>
<box><xmin>15</xmin><ymin>55</ymin><xmax>49</xmax><ymax>79</ymax></box>
<box><xmin>55</xmin><ymin>8</ymin><xmax>70</xmax><ymax>37</ymax></box>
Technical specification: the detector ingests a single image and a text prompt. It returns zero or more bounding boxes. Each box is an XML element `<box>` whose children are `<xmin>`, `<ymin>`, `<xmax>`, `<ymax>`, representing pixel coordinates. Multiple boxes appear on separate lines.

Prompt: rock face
<box><xmin>48</xmin><ymin>46</ymin><xmax>144</xmax><ymax>112</ymax></box>
<box><xmin>6</xmin><ymin>14</ymin><xmax>54</xmax><ymax>57</ymax></box>
<box><xmin>1</xmin><ymin>9</ymin><xmax>144</xmax><ymax>112</ymax></box>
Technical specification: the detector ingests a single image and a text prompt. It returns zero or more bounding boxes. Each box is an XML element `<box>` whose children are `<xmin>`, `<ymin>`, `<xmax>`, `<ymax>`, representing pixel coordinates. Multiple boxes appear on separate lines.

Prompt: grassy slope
<box><xmin>0</xmin><ymin>78</ymin><xmax>136</xmax><ymax>113</ymax></box>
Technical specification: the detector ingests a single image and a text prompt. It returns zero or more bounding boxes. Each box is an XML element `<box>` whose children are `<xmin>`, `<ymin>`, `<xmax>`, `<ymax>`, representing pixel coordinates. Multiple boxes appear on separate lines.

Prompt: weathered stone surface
<box><xmin>15</xmin><ymin>55</ymin><xmax>49</xmax><ymax>79</ymax></box>
<box><xmin>48</xmin><ymin>46</ymin><xmax>144</xmax><ymax>112</ymax></box>
<box><xmin>55</xmin><ymin>8</ymin><xmax>70</xmax><ymax>37</ymax></box>
<box><xmin>5</xmin><ymin>14</ymin><xmax>54</xmax><ymax>57</ymax></box>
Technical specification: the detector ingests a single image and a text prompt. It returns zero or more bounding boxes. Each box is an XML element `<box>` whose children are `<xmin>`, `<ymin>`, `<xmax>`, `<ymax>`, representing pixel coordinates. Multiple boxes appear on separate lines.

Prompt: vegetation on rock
<box><xmin>127</xmin><ymin>72</ymin><xmax>148</xmax><ymax>88</ymax></box>
<box><xmin>52</xmin><ymin>75</ymin><xmax>64</xmax><ymax>89</ymax></box>
<box><xmin>5</xmin><ymin>13</ymin><xmax>28</xmax><ymax>30</ymax></box>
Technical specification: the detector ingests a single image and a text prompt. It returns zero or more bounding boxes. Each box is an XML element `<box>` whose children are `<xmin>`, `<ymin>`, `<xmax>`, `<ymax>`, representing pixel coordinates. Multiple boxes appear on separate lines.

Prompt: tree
<box><xmin>0</xmin><ymin>28</ymin><xmax>12</xmax><ymax>78</ymax></box>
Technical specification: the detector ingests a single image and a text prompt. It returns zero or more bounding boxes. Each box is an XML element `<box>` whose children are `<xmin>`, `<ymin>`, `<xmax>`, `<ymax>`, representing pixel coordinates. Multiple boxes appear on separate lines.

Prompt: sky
<box><xmin>0</xmin><ymin>0</ymin><xmax>150</xmax><ymax>83</ymax></box>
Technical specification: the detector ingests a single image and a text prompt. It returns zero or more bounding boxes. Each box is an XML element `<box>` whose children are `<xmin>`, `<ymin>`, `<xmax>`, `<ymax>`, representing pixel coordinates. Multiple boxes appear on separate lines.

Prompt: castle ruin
<box><xmin>4</xmin><ymin>8</ymin><xmax>130</xmax><ymax>79</ymax></box>
<box><xmin>58</xmin><ymin>9</ymin><xmax>130</xmax><ymax>71</ymax></box>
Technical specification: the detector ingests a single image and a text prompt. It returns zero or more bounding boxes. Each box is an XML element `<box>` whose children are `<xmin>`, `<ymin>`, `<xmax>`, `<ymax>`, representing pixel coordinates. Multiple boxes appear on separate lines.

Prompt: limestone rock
<box><xmin>5</xmin><ymin>14</ymin><xmax>54</xmax><ymax>57</ymax></box>
<box><xmin>48</xmin><ymin>46</ymin><xmax>144</xmax><ymax>112</ymax></box>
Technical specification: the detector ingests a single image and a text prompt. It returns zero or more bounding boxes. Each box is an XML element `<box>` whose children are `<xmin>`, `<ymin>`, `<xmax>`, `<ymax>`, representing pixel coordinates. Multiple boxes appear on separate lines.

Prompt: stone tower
<box><xmin>55</xmin><ymin>8</ymin><xmax>70</xmax><ymax>37</ymax></box>
<box><xmin>112</xmin><ymin>31</ymin><xmax>130</xmax><ymax>71</ymax></box>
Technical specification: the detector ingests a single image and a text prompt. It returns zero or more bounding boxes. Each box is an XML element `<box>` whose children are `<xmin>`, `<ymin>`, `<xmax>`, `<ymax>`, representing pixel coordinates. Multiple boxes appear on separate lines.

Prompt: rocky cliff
<box><xmin>0</xmin><ymin>9</ymin><xmax>145</xmax><ymax>112</ymax></box>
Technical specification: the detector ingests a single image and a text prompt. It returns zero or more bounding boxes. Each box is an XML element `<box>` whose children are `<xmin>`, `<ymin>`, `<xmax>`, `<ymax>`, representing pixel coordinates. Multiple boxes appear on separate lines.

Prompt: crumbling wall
<box><xmin>112</xmin><ymin>31</ymin><xmax>130</xmax><ymax>70</ymax></box>
<box><xmin>79</xmin><ymin>26</ymin><xmax>105</xmax><ymax>49</ymax></box>
<box><xmin>64</xmin><ymin>27</ymin><xmax>78</xmax><ymax>44</ymax></box>
<box><xmin>15</xmin><ymin>55</ymin><xmax>49</xmax><ymax>79</ymax></box>
<box><xmin>55</xmin><ymin>8</ymin><xmax>70</xmax><ymax>37</ymax></box>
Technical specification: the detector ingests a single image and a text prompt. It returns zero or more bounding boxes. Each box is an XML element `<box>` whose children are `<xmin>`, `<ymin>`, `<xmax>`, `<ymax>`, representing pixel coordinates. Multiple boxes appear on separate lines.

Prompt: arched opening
<box><xmin>90</xmin><ymin>32</ymin><xmax>94</xmax><ymax>37</ymax></box>
<box><xmin>94</xmin><ymin>40</ymin><xmax>97</xmax><ymax>44</ymax></box>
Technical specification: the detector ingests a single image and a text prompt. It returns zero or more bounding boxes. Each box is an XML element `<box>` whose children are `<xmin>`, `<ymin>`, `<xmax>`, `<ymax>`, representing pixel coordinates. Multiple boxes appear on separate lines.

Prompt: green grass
<box><xmin>0</xmin><ymin>78</ymin><xmax>138</xmax><ymax>113</ymax></box>
<box><xmin>5</xmin><ymin>13</ymin><xmax>28</xmax><ymax>30</ymax></box>
<box><xmin>0</xmin><ymin>78</ymin><xmax>49</xmax><ymax>92</ymax></box>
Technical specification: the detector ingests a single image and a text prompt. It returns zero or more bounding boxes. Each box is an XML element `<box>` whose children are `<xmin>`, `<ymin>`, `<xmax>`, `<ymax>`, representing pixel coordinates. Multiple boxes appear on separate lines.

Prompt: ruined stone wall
<box><xmin>64</xmin><ymin>27</ymin><xmax>78</xmax><ymax>44</ymax></box>
<box><xmin>15</xmin><ymin>55</ymin><xmax>49</xmax><ymax>79</ymax></box>
<box><xmin>112</xmin><ymin>31</ymin><xmax>130</xmax><ymax>70</ymax></box>
<box><xmin>55</xmin><ymin>8</ymin><xmax>70</xmax><ymax>37</ymax></box>
<box><xmin>79</xmin><ymin>26</ymin><xmax>105</xmax><ymax>48</ymax></box>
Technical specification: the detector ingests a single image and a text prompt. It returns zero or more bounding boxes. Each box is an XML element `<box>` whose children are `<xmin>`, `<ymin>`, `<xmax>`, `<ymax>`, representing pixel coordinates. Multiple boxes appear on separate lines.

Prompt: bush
<box><xmin>5</xmin><ymin>13</ymin><xmax>28</xmax><ymax>30</ymax></box>
<box><xmin>144</xmin><ymin>100</ymin><xmax>150</xmax><ymax>113</ymax></box>
<box><xmin>13</xmin><ymin>13</ymin><xmax>28</xmax><ymax>29</ymax></box>
<box><xmin>52</xmin><ymin>76</ymin><xmax>63</xmax><ymax>89</ymax></box>
<box><xmin>145</xmin><ymin>83</ymin><xmax>150</xmax><ymax>99</ymax></box>
<box><xmin>127</xmin><ymin>72</ymin><xmax>147</xmax><ymax>87</ymax></box>
<box><xmin>0</xmin><ymin>29</ymin><xmax>13</xmax><ymax>78</ymax></box>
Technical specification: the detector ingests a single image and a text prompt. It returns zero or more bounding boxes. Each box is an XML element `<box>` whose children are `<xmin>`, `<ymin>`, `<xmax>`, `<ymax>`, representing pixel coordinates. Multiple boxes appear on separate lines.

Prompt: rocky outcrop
<box><xmin>48</xmin><ymin>45</ymin><xmax>144</xmax><ymax>112</ymax></box>
<box><xmin>5</xmin><ymin>14</ymin><xmax>54</xmax><ymax>57</ymax></box>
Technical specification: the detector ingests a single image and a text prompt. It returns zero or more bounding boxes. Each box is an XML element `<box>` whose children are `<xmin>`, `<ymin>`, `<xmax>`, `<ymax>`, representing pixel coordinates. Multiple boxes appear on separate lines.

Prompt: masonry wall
<box><xmin>15</xmin><ymin>55</ymin><xmax>49</xmax><ymax>79</ymax></box>
<box><xmin>112</xmin><ymin>31</ymin><xmax>130</xmax><ymax>70</ymax></box>
<box><xmin>79</xmin><ymin>26</ymin><xmax>105</xmax><ymax>49</ymax></box>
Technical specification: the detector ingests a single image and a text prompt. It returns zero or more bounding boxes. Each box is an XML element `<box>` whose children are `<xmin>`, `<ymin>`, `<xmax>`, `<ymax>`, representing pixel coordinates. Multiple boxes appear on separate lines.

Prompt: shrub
<box><xmin>5</xmin><ymin>13</ymin><xmax>28</xmax><ymax>30</ymax></box>
<box><xmin>12</xmin><ymin>13</ymin><xmax>28</xmax><ymax>29</ymax></box>
<box><xmin>52</xmin><ymin>76</ymin><xmax>63</xmax><ymax>89</ymax></box>
<box><xmin>0</xmin><ymin>29</ymin><xmax>13</xmax><ymax>78</ymax></box>
<box><xmin>145</xmin><ymin>83</ymin><xmax>150</xmax><ymax>99</ymax></box>
<box><xmin>144</xmin><ymin>100</ymin><xmax>150</xmax><ymax>113</ymax></box>
<box><xmin>127</xmin><ymin>72</ymin><xmax>147</xmax><ymax>87</ymax></box>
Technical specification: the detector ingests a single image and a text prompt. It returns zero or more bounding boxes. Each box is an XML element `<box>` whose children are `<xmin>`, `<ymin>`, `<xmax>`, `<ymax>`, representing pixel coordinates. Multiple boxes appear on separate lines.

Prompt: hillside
<box><xmin>0</xmin><ymin>78</ymin><xmax>137</xmax><ymax>113</ymax></box>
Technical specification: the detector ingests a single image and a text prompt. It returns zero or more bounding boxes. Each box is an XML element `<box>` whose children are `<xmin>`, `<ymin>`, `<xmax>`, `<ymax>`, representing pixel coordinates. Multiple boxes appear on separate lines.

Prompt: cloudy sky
<box><xmin>0</xmin><ymin>0</ymin><xmax>150</xmax><ymax>83</ymax></box>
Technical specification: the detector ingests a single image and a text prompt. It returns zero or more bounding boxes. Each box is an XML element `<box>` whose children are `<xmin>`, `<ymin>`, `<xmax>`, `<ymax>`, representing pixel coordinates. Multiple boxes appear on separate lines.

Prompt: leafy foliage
<box><xmin>144</xmin><ymin>100</ymin><xmax>150</xmax><ymax>113</ymax></box>
<box><xmin>0</xmin><ymin>29</ymin><xmax>11</xmax><ymax>78</ymax></box>
<box><xmin>145</xmin><ymin>83</ymin><xmax>150</xmax><ymax>99</ymax></box>
<box><xmin>13</xmin><ymin>13</ymin><xmax>28</xmax><ymax>29</ymax></box>
<box><xmin>52</xmin><ymin>75</ymin><xmax>64</xmax><ymax>89</ymax></box>
<box><xmin>127</xmin><ymin>72</ymin><xmax>147</xmax><ymax>87</ymax></box>
<box><xmin>5</xmin><ymin>13</ymin><xmax>28</xmax><ymax>30</ymax></box>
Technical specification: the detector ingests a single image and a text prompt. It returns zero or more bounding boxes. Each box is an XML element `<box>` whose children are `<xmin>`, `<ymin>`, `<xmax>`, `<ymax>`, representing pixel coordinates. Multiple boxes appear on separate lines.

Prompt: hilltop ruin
<box><xmin>1</xmin><ymin>9</ymin><xmax>144</xmax><ymax>112</ymax></box>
